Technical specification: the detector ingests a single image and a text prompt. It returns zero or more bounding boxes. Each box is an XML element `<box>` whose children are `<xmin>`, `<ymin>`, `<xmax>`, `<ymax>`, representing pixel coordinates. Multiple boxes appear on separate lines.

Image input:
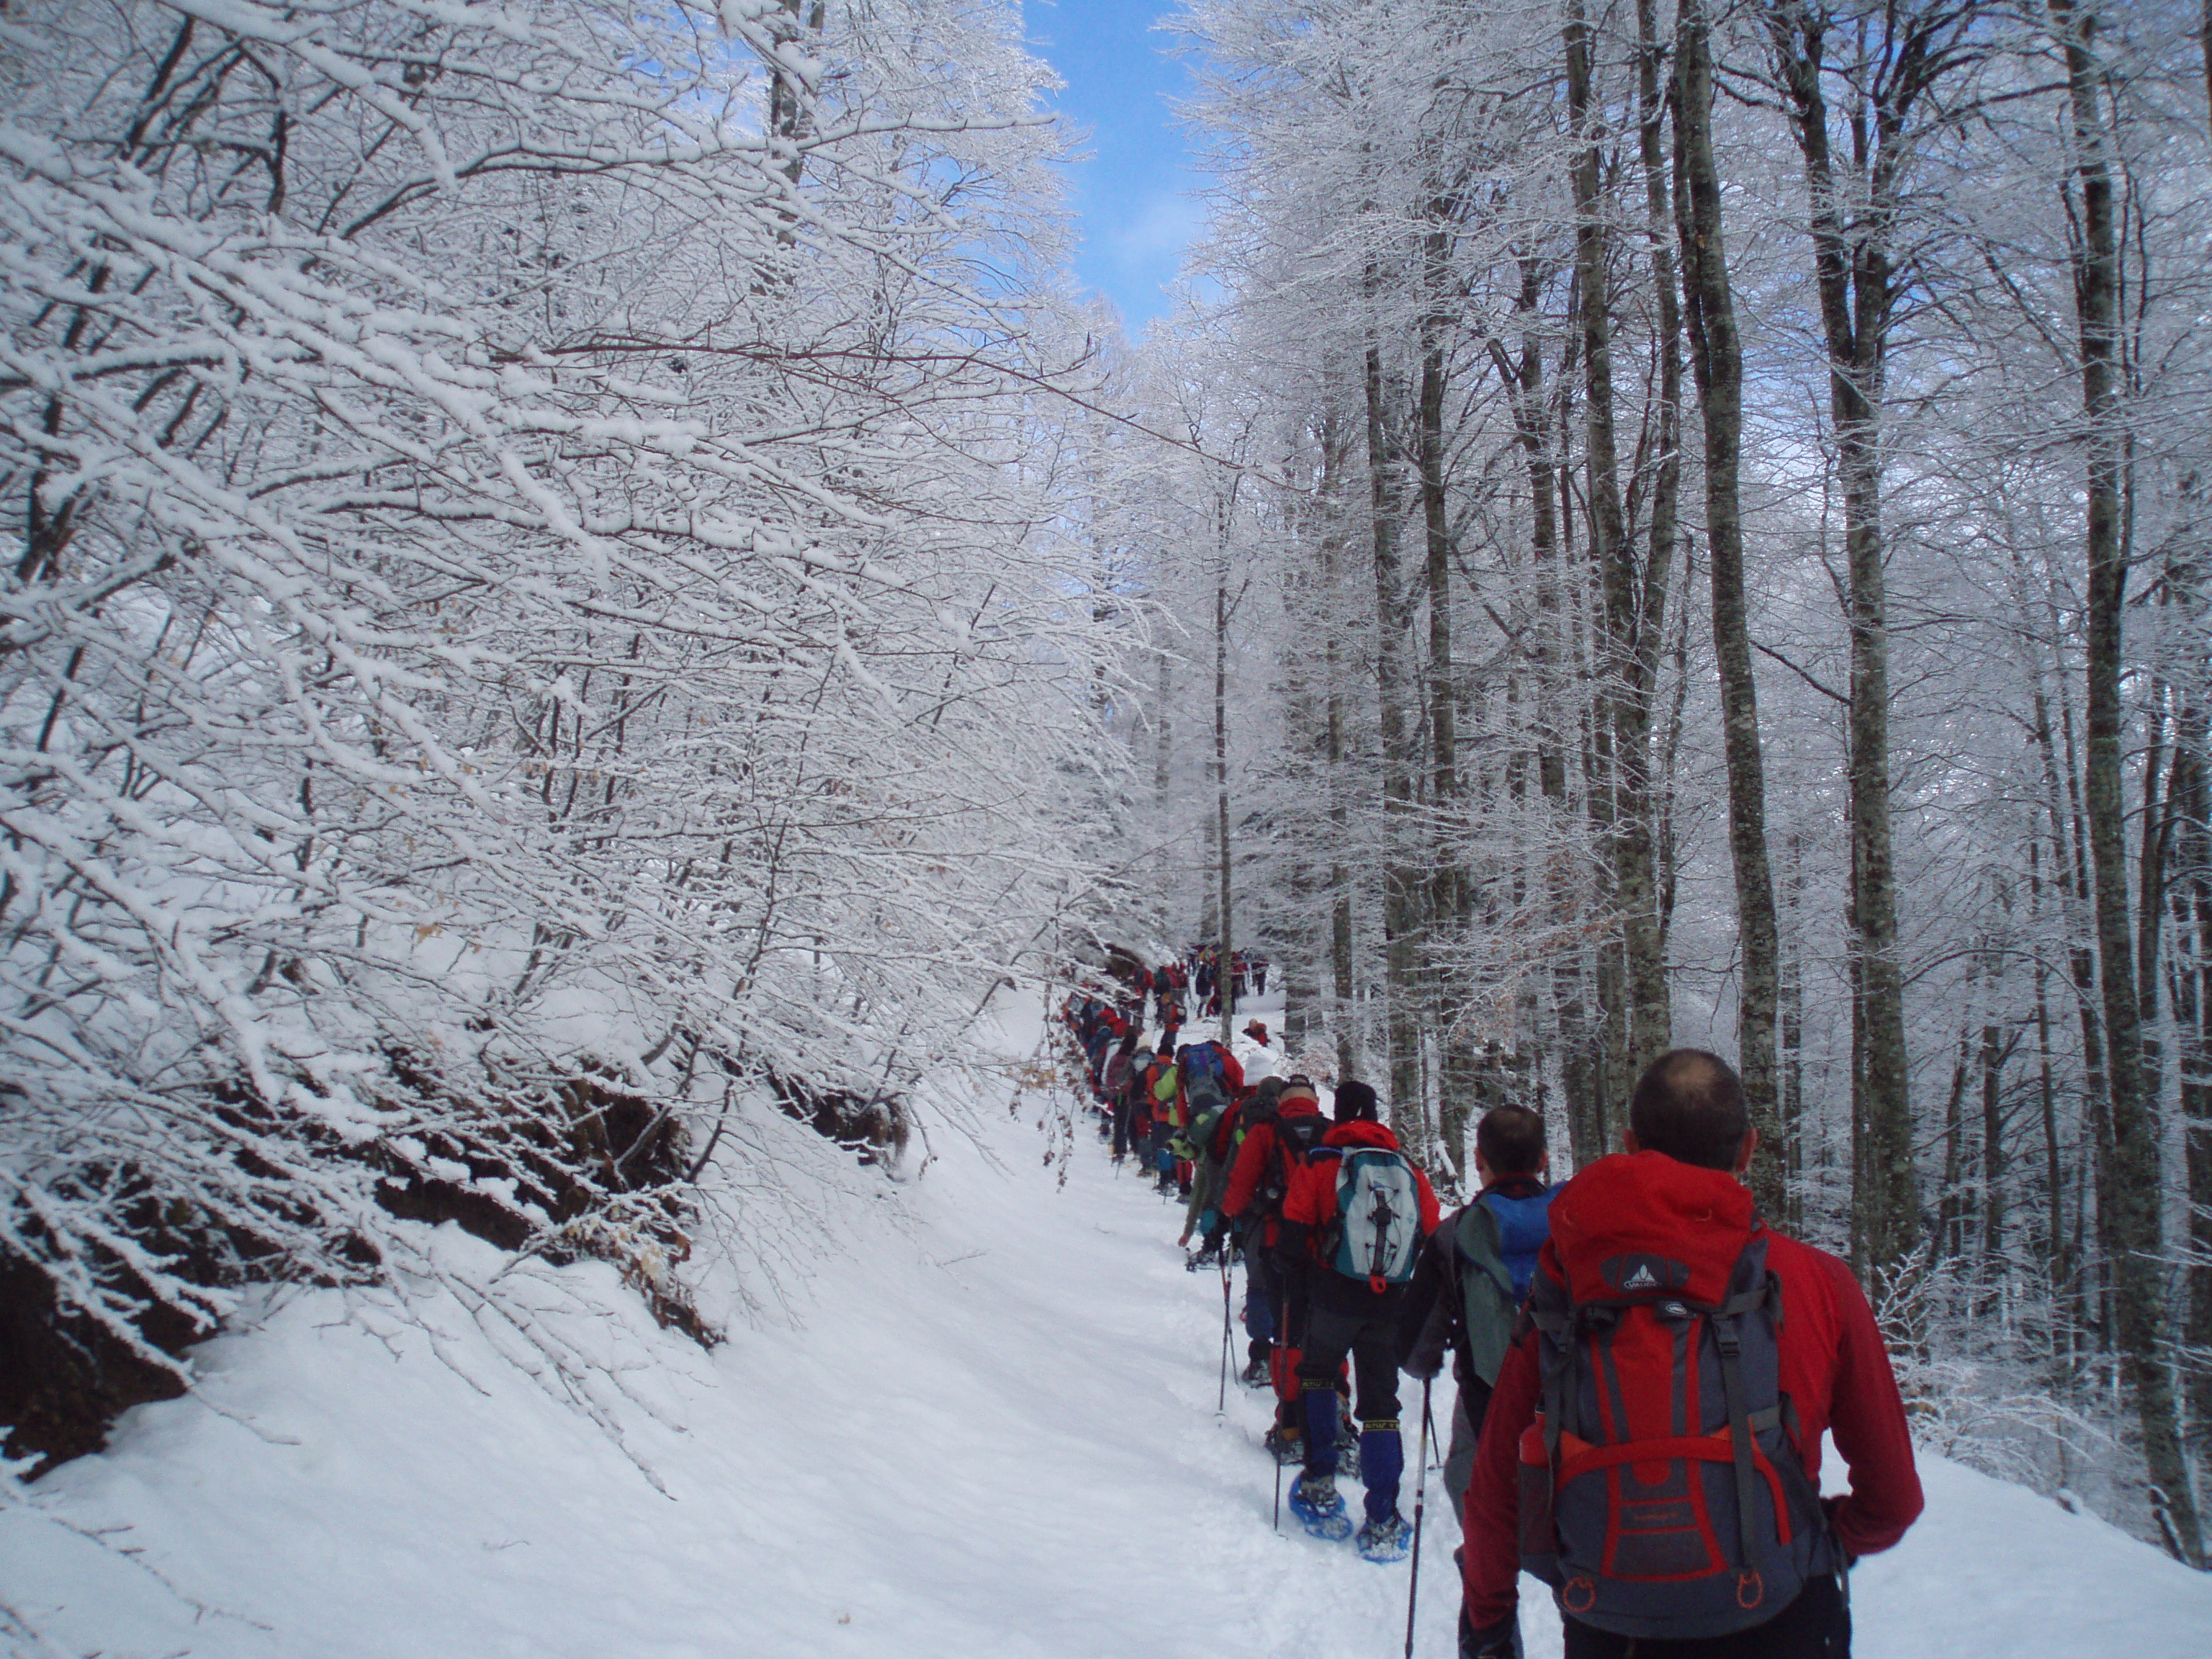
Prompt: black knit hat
<box><xmin>1333</xmin><ymin>1079</ymin><xmax>1379</xmax><ymax>1124</ymax></box>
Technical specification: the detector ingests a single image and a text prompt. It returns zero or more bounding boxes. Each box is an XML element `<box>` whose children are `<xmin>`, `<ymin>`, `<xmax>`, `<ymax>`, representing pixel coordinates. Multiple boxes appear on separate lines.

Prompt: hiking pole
<box><xmin>1424</xmin><ymin>1392</ymin><xmax>1442</xmax><ymax>1473</ymax></box>
<box><xmin>1403</xmin><ymin>1375</ymin><xmax>1432</xmax><ymax>1659</ymax></box>
<box><xmin>1272</xmin><ymin>1429</ymin><xmax>1285</xmax><ymax>1532</ymax></box>
<box><xmin>1216</xmin><ymin>1249</ymin><xmax>1233</xmax><ymax>1414</ymax></box>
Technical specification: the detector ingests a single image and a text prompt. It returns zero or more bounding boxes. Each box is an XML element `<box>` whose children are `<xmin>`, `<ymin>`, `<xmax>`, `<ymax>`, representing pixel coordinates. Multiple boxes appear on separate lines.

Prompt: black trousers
<box><xmin>1296</xmin><ymin>1282</ymin><xmax>1407</xmax><ymax>1431</ymax></box>
<box><xmin>1563</xmin><ymin>1574</ymin><xmax>1851</xmax><ymax>1659</ymax></box>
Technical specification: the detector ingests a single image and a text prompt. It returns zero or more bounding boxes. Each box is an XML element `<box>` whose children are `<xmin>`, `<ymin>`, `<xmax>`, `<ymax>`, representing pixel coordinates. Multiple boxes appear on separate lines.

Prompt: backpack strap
<box><xmin>1713</xmin><ymin>1305</ymin><xmax>1767</xmax><ymax>1604</ymax></box>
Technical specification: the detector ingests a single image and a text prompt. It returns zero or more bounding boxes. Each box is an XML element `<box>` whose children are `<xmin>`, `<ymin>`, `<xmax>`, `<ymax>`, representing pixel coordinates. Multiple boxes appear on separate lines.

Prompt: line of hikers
<box><xmin>1114</xmin><ymin>946</ymin><xmax>1270</xmax><ymax>1030</ymax></box>
<box><xmin>1062</xmin><ymin>991</ymin><xmax>1925</xmax><ymax>1657</ymax></box>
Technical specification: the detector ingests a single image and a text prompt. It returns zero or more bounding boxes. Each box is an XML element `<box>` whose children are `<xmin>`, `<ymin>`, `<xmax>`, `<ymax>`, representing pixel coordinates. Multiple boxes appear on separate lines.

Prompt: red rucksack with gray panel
<box><xmin>1516</xmin><ymin>1154</ymin><xmax>1835</xmax><ymax>1641</ymax></box>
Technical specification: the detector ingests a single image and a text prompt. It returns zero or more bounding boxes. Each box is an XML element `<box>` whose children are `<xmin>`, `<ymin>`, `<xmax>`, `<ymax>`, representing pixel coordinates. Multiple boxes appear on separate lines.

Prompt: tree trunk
<box><xmin>1981</xmin><ymin>999</ymin><xmax>2008</xmax><ymax>1286</ymax></box>
<box><xmin>1493</xmin><ymin>257</ymin><xmax>1591</xmax><ymax>1162</ymax></box>
<box><xmin>2169</xmin><ymin>724</ymin><xmax>2212</xmax><ymax>1477</ymax></box>
<box><xmin>2202</xmin><ymin>0</ymin><xmax>2212</xmax><ymax>152</ymax></box>
<box><xmin>2027</xmin><ymin>585</ymin><xmax>2110</xmax><ymax>1343</ymax></box>
<box><xmin>1565</xmin><ymin>0</ymin><xmax>1638</xmax><ymax>1141</ymax></box>
<box><xmin>1770</xmin><ymin>5</ymin><xmax>1916</xmax><ymax>1283</ymax></box>
<box><xmin>1420</xmin><ymin>222</ymin><xmax>1474</xmax><ymax>1183</ymax></box>
<box><xmin>2162</xmin><ymin>685</ymin><xmax>2212</xmax><ymax>1478</ymax></box>
<box><xmin>1781</xmin><ymin>832</ymin><xmax>1808</xmax><ymax>1233</ymax></box>
<box><xmin>1154</xmin><ymin>644</ymin><xmax>1173</xmax><ymax>889</ymax></box>
<box><xmin>1215</xmin><ymin>571</ymin><xmax>1234</xmax><ymax>1046</ymax></box>
<box><xmin>1614</xmin><ymin>0</ymin><xmax>1680</xmax><ymax>1082</ymax></box>
<box><xmin>1324</xmin><ymin>424</ymin><xmax>1358</xmax><ymax>1087</ymax></box>
<box><xmin>1366</xmin><ymin>314</ymin><xmax>1423</xmax><ymax>1133</ymax></box>
<box><xmin>2028</xmin><ymin>837</ymin><xmax>2069</xmax><ymax>1295</ymax></box>
<box><xmin>2051</xmin><ymin>0</ymin><xmax>2203</xmax><ymax>1565</ymax></box>
<box><xmin>1678</xmin><ymin>0</ymin><xmax>1783</xmax><ymax>1218</ymax></box>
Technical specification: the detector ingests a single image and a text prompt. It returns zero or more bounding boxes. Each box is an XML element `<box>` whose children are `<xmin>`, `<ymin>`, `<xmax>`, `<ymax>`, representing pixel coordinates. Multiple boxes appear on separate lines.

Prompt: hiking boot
<box><xmin>1262</xmin><ymin>1424</ymin><xmax>1303</xmax><ymax>1465</ymax></box>
<box><xmin>1354</xmin><ymin>1509</ymin><xmax>1412</xmax><ymax>1564</ymax></box>
<box><xmin>1288</xmin><ymin>1473</ymin><xmax>1354</xmax><ymax>1542</ymax></box>
<box><xmin>1239</xmin><ymin>1353</ymin><xmax>1271</xmax><ymax>1388</ymax></box>
<box><xmin>1336</xmin><ymin>1423</ymin><xmax>1362</xmax><ymax>1479</ymax></box>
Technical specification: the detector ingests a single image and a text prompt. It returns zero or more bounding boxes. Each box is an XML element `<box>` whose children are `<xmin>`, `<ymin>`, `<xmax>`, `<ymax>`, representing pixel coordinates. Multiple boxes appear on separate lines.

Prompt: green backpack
<box><xmin>1453</xmin><ymin>1204</ymin><xmax>1519</xmax><ymax>1386</ymax></box>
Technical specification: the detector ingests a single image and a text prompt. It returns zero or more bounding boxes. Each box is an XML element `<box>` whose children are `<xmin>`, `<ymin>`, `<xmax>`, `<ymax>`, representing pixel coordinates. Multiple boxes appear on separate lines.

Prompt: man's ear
<box><xmin>1735</xmin><ymin>1125</ymin><xmax>1760</xmax><ymax>1175</ymax></box>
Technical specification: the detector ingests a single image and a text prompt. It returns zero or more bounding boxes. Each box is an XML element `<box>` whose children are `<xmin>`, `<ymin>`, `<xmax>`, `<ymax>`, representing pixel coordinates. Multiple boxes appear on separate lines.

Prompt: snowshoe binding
<box><xmin>1239</xmin><ymin>1353</ymin><xmax>1271</xmax><ymax>1388</ymax></box>
<box><xmin>1262</xmin><ymin>1423</ymin><xmax>1303</xmax><ymax>1465</ymax></box>
<box><xmin>1288</xmin><ymin>1474</ymin><xmax>1354</xmax><ymax>1542</ymax></box>
<box><xmin>1354</xmin><ymin>1509</ymin><xmax>1412</xmax><ymax>1565</ymax></box>
<box><xmin>1335</xmin><ymin>1424</ymin><xmax>1362</xmax><ymax>1479</ymax></box>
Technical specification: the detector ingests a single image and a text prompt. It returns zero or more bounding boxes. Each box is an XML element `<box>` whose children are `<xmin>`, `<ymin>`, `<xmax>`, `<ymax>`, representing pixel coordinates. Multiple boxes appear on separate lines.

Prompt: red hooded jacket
<box><xmin>1460</xmin><ymin>1152</ymin><xmax>1923</xmax><ymax>1629</ymax></box>
<box><xmin>1221</xmin><ymin>1092</ymin><xmax>1326</xmax><ymax>1246</ymax></box>
<box><xmin>1280</xmin><ymin>1119</ymin><xmax>1442</xmax><ymax>1241</ymax></box>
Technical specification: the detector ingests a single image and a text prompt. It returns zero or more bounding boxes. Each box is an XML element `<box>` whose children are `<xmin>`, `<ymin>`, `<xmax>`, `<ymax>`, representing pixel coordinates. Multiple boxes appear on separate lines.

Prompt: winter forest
<box><xmin>5</xmin><ymin>0</ymin><xmax>2212</xmax><ymax>1644</ymax></box>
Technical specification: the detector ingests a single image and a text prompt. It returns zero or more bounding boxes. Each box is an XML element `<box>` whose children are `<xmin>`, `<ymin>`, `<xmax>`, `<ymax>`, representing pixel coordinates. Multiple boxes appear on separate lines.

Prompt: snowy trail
<box><xmin>7</xmin><ymin>994</ymin><xmax>2212</xmax><ymax>1657</ymax></box>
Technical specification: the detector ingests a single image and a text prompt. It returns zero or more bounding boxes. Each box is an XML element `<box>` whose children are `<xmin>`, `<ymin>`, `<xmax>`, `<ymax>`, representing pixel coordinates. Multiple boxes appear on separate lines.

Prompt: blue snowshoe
<box><xmin>1354</xmin><ymin>1509</ymin><xmax>1412</xmax><ymax>1564</ymax></box>
<box><xmin>1288</xmin><ymin>1473</ymin><xmax>1354</xmax><ymax>1542</ymax></box>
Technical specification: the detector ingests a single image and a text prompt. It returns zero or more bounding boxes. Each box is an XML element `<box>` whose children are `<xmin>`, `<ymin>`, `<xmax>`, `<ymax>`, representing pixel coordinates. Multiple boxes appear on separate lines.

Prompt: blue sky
<box><xmin>1026</xmin><ymin>1</ymin><xmax>1205</xmax><ymax>332</ymax></box>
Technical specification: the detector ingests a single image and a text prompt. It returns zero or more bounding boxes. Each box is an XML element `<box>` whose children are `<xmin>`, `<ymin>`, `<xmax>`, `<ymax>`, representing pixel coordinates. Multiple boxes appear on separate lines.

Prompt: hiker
<box><xmin>1459</xmin><ymin>1049</ymin><xmax>1923</xmax><ymax>1659</ymax></box>
<box><xmin>1100</xmin><ymin>1027</ymin><xmax>1141</xmax><ymax>1143</ymax></box>
<box><xmin>1179</xmin><ymin>1074</ymin><xmax>1277</xmax><ymax>1268</ymax></box>
<box><xmin>1172</xmin><ymin>1037</ymin><xmax>1244</xmax><ymax>1200</ymax></box>
<box><xmin>1223</xmin><ymin>1074</ymin><xmax>1331</xmax><ymax>1435</ymax></box>
<box><xmin>1278</xmin><ymin>1079</ymin><xmax>1441</xmax><ymax>1562</ymax></box>
<box><xmin>1240</xmin><ymin>1019</ymin><xmax>1277</xmax><ymax>1085</ymax></box>
<box><xmin>1398</xmin><ymin>1104</ymin><xmax>1555</xmax><ymax>1513</ymax></box>
<box><xmin>1082</xmin><ymin>999</ymin><xmax>1124</xmax><ymax>1091</ymax></box>
<box><xmin>1147</xmin><ymin>1048</ymin><xmax>1186</xmax><ymax>1193</ymax></box>
<box><xmin>1254</xmin><ymin>957</ymin><xmax>1268</xmax><ymax>997</ymax></box>
<box><xmin>1111</xmin><ymin>1047</ymin><xmax>1156</xmax><ymax>1164</ymax></box>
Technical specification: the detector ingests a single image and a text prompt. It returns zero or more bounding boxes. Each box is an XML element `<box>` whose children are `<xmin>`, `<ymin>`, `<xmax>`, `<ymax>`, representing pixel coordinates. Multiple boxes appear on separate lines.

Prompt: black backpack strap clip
<box><xmin>1712</xmin><ymin>1318</ymin><xmax>1766</xmax><ymax>1588</ymax></box>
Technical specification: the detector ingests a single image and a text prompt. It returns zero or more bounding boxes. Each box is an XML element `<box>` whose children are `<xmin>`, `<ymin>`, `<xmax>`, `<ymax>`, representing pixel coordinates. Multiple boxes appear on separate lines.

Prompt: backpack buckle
<box><xmin>1736</xmin><ymin>1568</ymin><xmax>1764</xmax><ymax>1610</ymax></box>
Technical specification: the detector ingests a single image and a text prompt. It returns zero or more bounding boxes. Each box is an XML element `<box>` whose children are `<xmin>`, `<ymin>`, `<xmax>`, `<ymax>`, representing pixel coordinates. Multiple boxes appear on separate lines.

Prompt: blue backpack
<box><xmin>1182</xmin><ymin>1041</ymin><xmax>1231</xmax><ymax>1111</ymax></box>
<box><xmin>1455</xmin><ymin>1185</ymin><xmax>1556</xmax><ymax>1385</ymax></box>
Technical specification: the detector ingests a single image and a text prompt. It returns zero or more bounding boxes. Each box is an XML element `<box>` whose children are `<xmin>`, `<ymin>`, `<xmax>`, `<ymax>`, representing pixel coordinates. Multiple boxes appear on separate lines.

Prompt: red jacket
<box><xmin>1280</xmin><ymin>1119</ymin><xmax>1442</xmax><ymax>1240</ymax></box>
<box><xmin>1221</xmin><ymin>1097</ymin><xmax>1326</xmax><ymax>1245</ymax></box>
<box><xmin>1461</xmin><ymin>1152</ymin><xmax>1923</xmax><ymax>1628</ymax></box>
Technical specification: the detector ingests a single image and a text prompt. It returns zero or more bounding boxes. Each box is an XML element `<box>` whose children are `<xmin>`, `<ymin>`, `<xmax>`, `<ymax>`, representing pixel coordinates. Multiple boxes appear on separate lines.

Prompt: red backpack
<box><xmin>1517</xmin><ymin>1154</ymin><xmax>1833</xmax><ymax>1641</ymax></box>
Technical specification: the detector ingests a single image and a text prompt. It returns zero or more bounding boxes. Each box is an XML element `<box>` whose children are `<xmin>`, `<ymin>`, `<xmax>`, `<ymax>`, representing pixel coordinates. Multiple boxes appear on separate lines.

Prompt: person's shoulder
<box><xmin>1763</xmin><ymin>1228</ymin><xmax>1868</xmax><ymax>1316</ymax></box>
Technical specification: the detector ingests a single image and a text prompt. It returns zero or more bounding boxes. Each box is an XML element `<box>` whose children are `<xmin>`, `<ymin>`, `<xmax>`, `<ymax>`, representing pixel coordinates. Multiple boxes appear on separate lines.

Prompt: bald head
<box><xmin>1628</xmin><ymin>1048</ymin><xmax>1750</xmax><ymax>1171</ymax></box>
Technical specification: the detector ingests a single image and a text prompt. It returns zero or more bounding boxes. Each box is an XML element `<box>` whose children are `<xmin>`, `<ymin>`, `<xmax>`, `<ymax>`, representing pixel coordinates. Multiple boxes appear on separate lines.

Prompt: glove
<box><xmin>1820</xmin><ymin>1496</ymin><xmax>1861</xmax><ymax>1568</ymax></box>
<box><xmin>1458</xmin><ymin>1611</ymin><xmax>1522</xmax><ymax>1659</ymax></box>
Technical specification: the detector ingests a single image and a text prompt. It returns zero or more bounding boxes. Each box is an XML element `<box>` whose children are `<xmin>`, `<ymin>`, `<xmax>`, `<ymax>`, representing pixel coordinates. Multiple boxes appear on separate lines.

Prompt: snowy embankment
<box><xmin>6</xmin><ymin>995</ymin><xmax>2210</xmax><ymax>1658</ymax></box>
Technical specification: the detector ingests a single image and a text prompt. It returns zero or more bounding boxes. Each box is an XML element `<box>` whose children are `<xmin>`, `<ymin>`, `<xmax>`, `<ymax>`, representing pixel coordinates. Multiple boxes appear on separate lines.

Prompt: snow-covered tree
<box><xmin>0</xmin><ymin>0</ymin><xmax>1110</xmax><ymax>1454</ymax></box>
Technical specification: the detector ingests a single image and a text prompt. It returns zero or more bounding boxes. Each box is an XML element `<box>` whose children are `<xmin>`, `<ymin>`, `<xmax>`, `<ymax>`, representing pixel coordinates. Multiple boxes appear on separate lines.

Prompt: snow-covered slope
<box><xmin>7</xmin><ymin>999</ymin><xmax>2210</xmax><ymax>1658</ymax></box>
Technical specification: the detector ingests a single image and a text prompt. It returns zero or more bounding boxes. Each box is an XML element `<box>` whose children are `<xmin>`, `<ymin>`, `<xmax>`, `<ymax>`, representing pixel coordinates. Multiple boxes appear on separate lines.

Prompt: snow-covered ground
<box><xmin>6</xmin><ymin>992</ymin><xmax>2211</xmax><ymax>1658</ymax></box>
